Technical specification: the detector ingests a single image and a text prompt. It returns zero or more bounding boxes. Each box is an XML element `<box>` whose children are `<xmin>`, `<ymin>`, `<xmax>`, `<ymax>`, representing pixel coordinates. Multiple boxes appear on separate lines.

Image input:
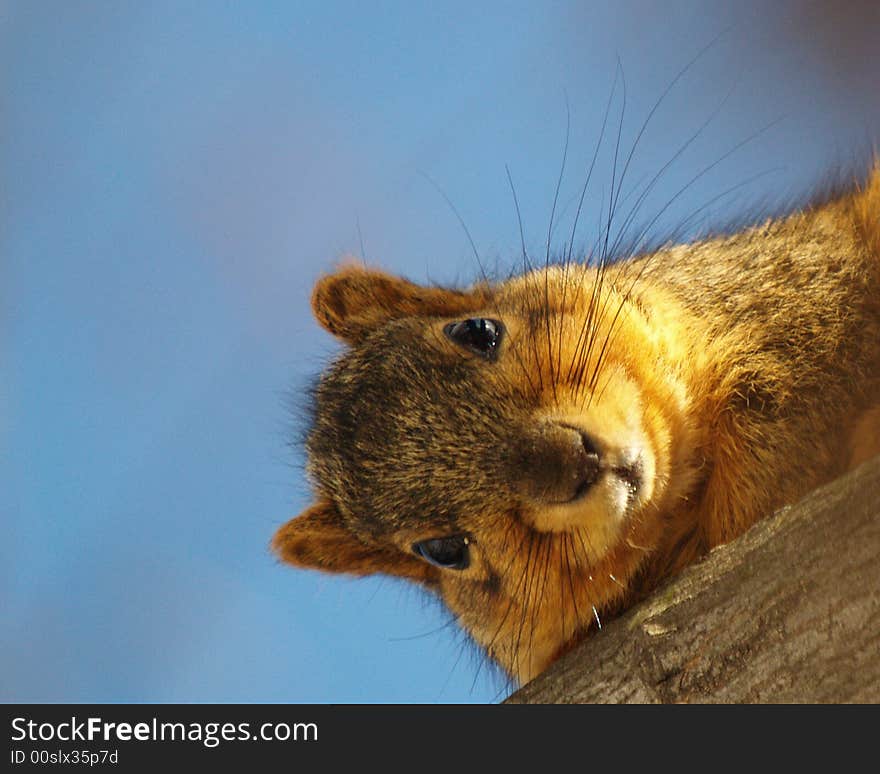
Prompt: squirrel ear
<box><xmin>272</xmin><ymin>499</ymin><xmax>435</xmax><ymax>583</ymax></box>
<box><xmin>311</xmin><ymin>263</ymin><xmax>491</xmax><ymax>344</ymax></box>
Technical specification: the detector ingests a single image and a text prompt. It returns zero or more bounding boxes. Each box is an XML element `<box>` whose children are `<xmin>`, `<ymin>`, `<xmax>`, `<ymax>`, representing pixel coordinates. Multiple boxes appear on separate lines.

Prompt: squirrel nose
<box><xmin>515</xmin><ymin>425</ymin><xmax>601</xmax><ymax>504</ymax></box>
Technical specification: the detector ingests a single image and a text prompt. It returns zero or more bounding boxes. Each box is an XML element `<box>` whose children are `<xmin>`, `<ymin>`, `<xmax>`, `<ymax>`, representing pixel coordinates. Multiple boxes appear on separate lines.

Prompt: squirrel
<box><xmin>273</xmin><ymin>161</ymin><xmax>880</xmax><ymax>687</ymax></box>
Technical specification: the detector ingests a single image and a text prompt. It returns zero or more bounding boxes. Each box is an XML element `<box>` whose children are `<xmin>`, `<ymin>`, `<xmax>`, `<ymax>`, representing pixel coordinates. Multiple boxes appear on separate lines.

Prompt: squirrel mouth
<box><xmin>612</xmin><ymin>459</ymin><xmax>644</xmax><ymax>500</ymax></box>
<box><xmin>567</xmin><ymin>458</ymin><xmax>644</xmax><ymax>504</ymax></box>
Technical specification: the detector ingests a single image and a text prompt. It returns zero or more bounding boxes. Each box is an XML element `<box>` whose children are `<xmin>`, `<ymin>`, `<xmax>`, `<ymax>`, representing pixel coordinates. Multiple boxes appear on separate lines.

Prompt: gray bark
<box><xmin>506</xmin><ymin>455</ymin><xmax>880</xmax><ymax>704</ymax></box>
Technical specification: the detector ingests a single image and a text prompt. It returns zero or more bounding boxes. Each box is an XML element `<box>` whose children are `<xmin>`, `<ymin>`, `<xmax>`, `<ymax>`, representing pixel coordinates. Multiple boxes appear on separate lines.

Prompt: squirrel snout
<box><xmin>514</xmin><ymin>425</ymin><xmax>601</xmax><ymax>505</ymax></box>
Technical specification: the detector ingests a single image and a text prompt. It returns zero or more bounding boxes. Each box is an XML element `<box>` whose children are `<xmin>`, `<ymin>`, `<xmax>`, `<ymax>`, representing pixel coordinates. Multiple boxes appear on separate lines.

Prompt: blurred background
<box><xmin>3</xmin><ymin>1</ymin><xmax>879</xmax><ymax>703</ymax></box>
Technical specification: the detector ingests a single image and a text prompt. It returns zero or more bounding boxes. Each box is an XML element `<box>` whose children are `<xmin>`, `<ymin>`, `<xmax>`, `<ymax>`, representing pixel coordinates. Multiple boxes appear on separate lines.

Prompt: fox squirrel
<box><xmin>273</xmin><ymin>162</ymin><xmax>880</xmax><ymax>686</ymax></box>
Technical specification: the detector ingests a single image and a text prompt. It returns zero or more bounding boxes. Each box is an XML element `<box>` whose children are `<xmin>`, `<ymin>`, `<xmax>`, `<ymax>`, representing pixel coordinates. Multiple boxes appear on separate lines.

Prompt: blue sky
<box><xmin>3</xmin><ymin>1</ymin><xmax>879</xmax><ymax>703</ymax></box>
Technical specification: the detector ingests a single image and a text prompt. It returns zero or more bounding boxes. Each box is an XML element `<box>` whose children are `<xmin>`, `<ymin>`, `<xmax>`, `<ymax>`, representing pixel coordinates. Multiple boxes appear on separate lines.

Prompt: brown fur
<box><xmin>274</xmin><ymin>162</ymin><xmax>880</xmax><ymax>686</ymax></box>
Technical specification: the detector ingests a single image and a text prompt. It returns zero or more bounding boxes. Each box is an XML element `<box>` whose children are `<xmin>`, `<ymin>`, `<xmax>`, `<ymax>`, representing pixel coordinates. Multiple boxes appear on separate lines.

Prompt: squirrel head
<box><xmin>273</xmin><ymin>262</ymin><xmax>697</xmax><ymax>684</ymax></box>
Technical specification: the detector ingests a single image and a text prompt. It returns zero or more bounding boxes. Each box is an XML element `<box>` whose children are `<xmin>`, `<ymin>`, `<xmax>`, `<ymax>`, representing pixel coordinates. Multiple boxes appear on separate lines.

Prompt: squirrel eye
<box><xmin>443</xmin><ymin>318</ymin><xmax>503</xmax><ymax>360</ymax></box>
<box><xmin>412</xmin><ymin>535</ymin><xmax>470</xmax><ymax>570</ymax></box>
